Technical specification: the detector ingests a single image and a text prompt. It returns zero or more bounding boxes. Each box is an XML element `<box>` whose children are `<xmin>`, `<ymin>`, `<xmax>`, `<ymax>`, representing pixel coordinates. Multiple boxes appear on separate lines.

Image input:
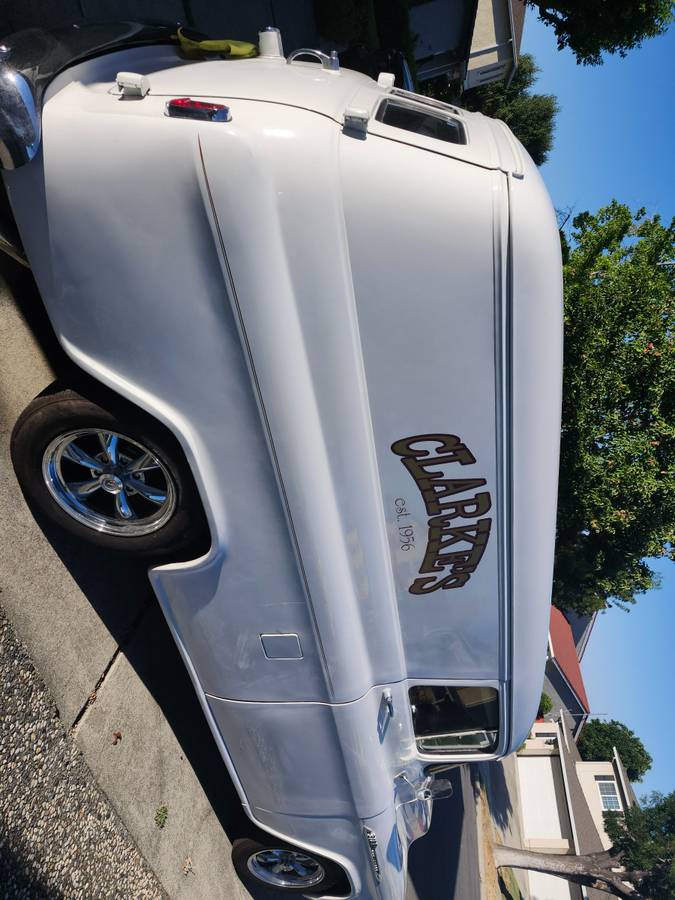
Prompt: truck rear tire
<box><xmin>231</xmin><ymin>836</ymin><xmax>343</xmax><ymax>894</ymax></box>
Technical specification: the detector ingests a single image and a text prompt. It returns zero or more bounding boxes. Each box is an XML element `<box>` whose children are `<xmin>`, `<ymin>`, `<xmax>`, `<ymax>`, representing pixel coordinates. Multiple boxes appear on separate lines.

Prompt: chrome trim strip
<box><xmin>491</xmin><ymin>166</ymin><xmax>513</xmax><ymax>755</ymax></box>
<box><xmin>0</xmin><ymin>64</ymin><xmax>41</xmax><ymax>170</ymax></box>
<box><xmin>361</xmin><ymin>827</ymin><xmax>381</xmax><ymax>884</ymax></box>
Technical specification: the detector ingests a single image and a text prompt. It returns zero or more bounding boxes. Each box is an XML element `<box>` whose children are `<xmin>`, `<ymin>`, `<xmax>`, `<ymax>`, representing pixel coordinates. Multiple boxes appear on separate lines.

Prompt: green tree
<box><xmin>526</xmin><ymin>1</ymin><xmax>674</xmax><ymax>66</ymax></box>
<box><xmin>605</xmin><ymin>792</ymin><xmax>675</xmax><ymax>899</ymax></box>
<box><xmin>538</xmin><ymin>692</ymin><xmax>553</xmax><ymax>718</ymax></box>
<box><xmin>578</xmin><ymin>720</ymin><xmax>653</xmax><ymax>783</ymax></box>
<box><xmin>424</xmin><ymin>54</ymin><xmax>558</xmax><ymax>165</ymax></box>
<box><xmin>555</xmin><ymin>202</ymin><xmax>675</xmax><ymax>615</ymax></box>
<box><xmin>494</xmin><ymin>791</ymin><xmax>675</xmax><ymax>898</ymax></box>
<box><xmin>313</xmin><ymin>0</ymin><xmax>368</xmax><ymax>45</ymax></box>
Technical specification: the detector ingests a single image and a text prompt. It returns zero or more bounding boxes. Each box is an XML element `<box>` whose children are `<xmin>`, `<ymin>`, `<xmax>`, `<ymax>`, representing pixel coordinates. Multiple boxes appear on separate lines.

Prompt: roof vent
<box><xmin>259</xmin><ymin>26</ymin><xmax>283</xmax><ymax>58</ymax></box>
<box><xmin>115</xmin><ymin>72</ymin><xmax>150</xmax><ymax>98</ymax></box>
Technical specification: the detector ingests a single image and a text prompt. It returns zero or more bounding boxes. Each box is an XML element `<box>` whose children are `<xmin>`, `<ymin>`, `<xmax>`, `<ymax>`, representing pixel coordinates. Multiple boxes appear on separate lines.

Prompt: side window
<box><xmin>376</xmin><ymin>99</ymin><xmax>466</xmax><ymax>146</ymax></box>
<box><xmin>595</xmin><ymin>775</ymin><xmax>622</xmax><ymax>811</ymax></box>
<box><xmin>409</xmin><ymin>685</ymin><xmax>499</xmax><ymax>754</ymax></box>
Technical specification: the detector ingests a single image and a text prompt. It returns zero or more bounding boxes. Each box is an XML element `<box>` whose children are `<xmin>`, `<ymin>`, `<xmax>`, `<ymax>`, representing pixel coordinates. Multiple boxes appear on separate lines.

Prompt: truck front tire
<box><xmin>11</xmin><ymin>385</ymin><xmax>209</xmax><ymax>561</ymax></box>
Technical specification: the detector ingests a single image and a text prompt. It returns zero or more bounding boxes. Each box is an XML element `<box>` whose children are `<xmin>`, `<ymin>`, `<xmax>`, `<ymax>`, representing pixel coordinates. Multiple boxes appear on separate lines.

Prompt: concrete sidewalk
<box><xmin>0</xmin><ymin>261</ymin><xmax>253</xmax><ymax>898</ymax></box>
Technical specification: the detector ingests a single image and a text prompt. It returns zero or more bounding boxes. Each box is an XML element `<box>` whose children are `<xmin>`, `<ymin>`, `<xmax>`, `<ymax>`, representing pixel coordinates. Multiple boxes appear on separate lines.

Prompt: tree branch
<box><xmin>493</xmin><ymin>845</ymin><xmax>641</xmax><ymax>899</ymax></box>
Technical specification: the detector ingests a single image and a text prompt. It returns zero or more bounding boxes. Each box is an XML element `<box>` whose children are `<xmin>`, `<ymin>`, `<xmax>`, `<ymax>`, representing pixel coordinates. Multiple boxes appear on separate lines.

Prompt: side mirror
<box><xmin>395</xmin><ymin>771</ymin><xmax>455</xmax><ymax>806</ymax></box>
<box><xmin>424</xmin><ymin>777</ymin><xmax>454</xmax><ymax>801</ymax></box>
<box><xmin>0</xmin><ymin>61</ymin><xmax>41</xmax><ymax>170</ymax></box>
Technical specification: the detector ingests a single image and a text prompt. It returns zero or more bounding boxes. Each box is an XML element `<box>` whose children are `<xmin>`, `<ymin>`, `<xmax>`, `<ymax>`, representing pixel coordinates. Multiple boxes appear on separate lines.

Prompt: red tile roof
<box><xmin>549</xmin><ymin>606</ymin><xmax>590</xmax><ymax>713</ymax></box>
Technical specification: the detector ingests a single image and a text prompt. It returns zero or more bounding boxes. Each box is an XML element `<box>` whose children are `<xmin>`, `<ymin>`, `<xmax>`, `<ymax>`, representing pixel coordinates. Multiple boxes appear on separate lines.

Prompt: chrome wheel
<box><xmin>42</xmin><ymin>428</ymin><xmax>176</xmax><ymax>536</ymax></box>
<box><xmin>247</xmin><ymin>848</ymin><xmax>325</xmax><ymax>889</ymax></box>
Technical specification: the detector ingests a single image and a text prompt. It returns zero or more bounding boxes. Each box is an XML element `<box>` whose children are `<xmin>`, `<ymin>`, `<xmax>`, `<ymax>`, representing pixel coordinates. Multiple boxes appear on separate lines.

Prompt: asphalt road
<box><xmin>406</xmin><ymin>766</ymin><xmax>481</xmax><ymax>900</ymax></box>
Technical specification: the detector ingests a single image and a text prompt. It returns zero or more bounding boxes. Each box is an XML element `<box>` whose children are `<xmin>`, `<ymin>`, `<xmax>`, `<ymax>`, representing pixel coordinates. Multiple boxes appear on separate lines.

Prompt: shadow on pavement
<box><xmin>0</xmin><ymin>258</ymin><xmax>70</xmax><ymax>384</ymax></box>
<box><xmin>499</xmin><ymin>871</ymin><xmax>525</xmax><ymax>900</ymax></box>
<box><xmin>8</xmin><ymin>509</ymin><xmax>290</xmax><ymax>900</ymax></box>
<box><xmin>0</xmin><ymin>841</ymin><xmax>60</xmax><ymax>900</ymax></box>
<box><xmin>27</xmin><ymin>507</ymin><xmax>253</xmax><ymax>844</ymax></box>
<box><xmin>406</xmin><ymin>768</ymin><xmax>464</xmax><ymax>900</ymax></box>
<box><xmin>475</xmin><ymin>759</ymin><xmax>513</xmax><ymax>832</ymax></box>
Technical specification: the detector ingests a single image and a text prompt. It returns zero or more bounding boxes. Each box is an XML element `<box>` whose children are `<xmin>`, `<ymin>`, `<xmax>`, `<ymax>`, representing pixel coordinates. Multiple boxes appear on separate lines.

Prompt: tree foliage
<box><xmin>555</xmin><ymin>202</ymin><xmax>675</xmax><ymax>615</ymax></box>
<box><xmin>526</xmin><ymin>1</ymin><xmax>674</xmax><ymax>66</ymax></box>
<box><xmin>424</xmin><ymin>54</ymin><xmax>558</xmax><ymax>166</ymax></box>
<box><xmin>578</xmin><ymin>720</ymin><xmax>653</xmax><ymax>783</ymax></box>
<box><xmin>605</xmin><ymin>791</ymin><xmax>675</xmax><ymax>899</ymax></box>
<box><xmin>538</xmin><ymin>692</ymin><xmax>553</xmax><ymax>717</ymax></box>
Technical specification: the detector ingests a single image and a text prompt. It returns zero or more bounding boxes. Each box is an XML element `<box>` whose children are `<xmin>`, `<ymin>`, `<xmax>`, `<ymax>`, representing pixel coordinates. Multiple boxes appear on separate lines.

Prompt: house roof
<box><xmin>550</xmin><ymin>607</ymin><xmax>591</xmax><ymax>713</ymax></box>
<box><xmin>613</xmin><ymin>748</ymin><xmax>638</xmax><ymax>808</ymax></box>
<box><xmin>564</xmin><ymin>608</ymin><xmax>599</xmax><ymax>660</ymax></box>
<box><xmin>511</xmin><ymin>0</ymin><xmax>526</xmax><ymax>56</ymax></box>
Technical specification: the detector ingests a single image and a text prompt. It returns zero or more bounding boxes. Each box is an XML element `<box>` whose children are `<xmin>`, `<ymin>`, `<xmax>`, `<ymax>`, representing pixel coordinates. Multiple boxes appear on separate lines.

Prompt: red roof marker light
<box><xmin>165</xmin><ymin>98</ymin><xmax>231</xmax><ymax>122</ymax></box>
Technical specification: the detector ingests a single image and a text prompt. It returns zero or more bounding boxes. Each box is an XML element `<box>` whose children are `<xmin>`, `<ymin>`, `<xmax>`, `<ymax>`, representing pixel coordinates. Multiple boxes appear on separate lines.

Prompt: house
<box><xmin>543</xmin><ymin>606</ymin><xmax>591</xmax><ymax>739</ymax></box>
<box><xmin>517</xmin><ymin>715</ymin><xmax>637</xmax><ymax>900</ymax></box>
<box><xmin>411</xmin><ymin>0</ymin><xmax>525</xmax><ymax>88</ymax></box>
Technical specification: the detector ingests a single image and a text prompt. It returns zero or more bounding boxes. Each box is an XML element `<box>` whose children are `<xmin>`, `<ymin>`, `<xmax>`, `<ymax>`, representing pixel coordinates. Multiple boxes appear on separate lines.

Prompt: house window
<box><xmin>409</xmin><ymin>685</ymin><xmax>499</xmax><ymax>754</ymax></box>
<box><xmin>376</xmin><ymin>99</ymin><xmax>466</xmax><ymax>145</ymax></box>
<box><xmin>595</xmin><ymin>775</ymin><xmax>622</xmax><ymax>811</ymax></box>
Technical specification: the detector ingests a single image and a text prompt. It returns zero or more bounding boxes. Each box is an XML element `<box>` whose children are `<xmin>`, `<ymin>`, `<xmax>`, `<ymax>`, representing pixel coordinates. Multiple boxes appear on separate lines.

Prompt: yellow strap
<box><xmin>176</xmin><ymin>27</ymin><xmax>257</xmax><ymax>58</ymax></box>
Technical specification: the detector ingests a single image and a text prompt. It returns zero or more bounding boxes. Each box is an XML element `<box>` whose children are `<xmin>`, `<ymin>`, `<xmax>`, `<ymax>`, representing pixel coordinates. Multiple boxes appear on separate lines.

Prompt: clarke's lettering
<box><xmin>391</xmin><ymin>434</ymin><xmax>492</xmax><ymax>594</ymax></box>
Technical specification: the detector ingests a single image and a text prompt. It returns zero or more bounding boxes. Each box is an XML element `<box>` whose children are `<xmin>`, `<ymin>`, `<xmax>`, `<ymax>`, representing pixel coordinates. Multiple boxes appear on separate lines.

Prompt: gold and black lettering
<box><xmin>419</xmin><ymin>518</ymin><xmax>491</xmax><ymax>574</ymax></box>
<box><xmin>409</xmin><ymin>572</ymin><xmax>471</xmax><ymax>594</ymax></box>
<box><xmin>391</xmin><ymin>433</ymin><xmax>493</xmax><ymax>595</ymax></box>
<box><xmin>390</xmin><ymin>434</ymin><xmax>477</xmax><ymax>466</ymax></box>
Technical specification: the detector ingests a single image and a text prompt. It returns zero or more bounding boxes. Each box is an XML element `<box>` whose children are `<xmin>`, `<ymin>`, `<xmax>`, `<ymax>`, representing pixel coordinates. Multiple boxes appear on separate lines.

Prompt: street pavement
<box><xmin>407</xmin><ymin>766</ymin><xmax>481</xmax><ymax>900</ymax></box>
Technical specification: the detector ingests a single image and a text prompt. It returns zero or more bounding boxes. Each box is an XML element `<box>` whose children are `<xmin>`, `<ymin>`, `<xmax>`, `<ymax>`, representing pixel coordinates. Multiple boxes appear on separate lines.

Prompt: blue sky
<box><xmin>522</xmin><ymin>16</ymin><xmax>674</xmax><ymax>798</ymax></box>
